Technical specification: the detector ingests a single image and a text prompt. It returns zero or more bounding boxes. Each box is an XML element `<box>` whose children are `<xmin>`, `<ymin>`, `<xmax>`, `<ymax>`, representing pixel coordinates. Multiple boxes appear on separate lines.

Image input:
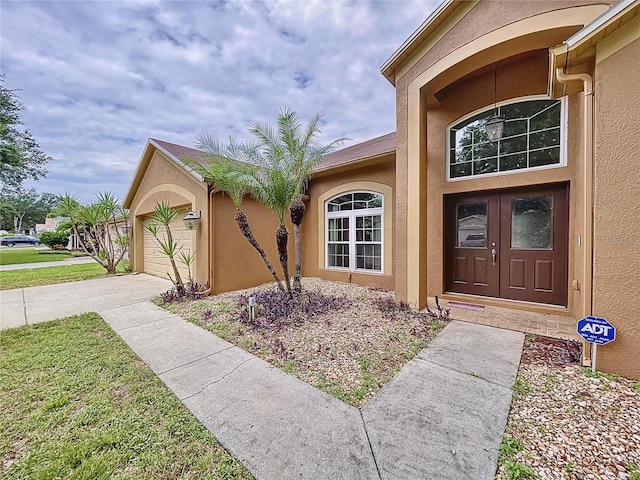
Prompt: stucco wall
<box><xmin>211</xmin><ymin>193</ymin><xmax>295</xmax><ymax>294</ymax></box>
<box><xmin>592</xmin><ymin>34</ymin><xmax>640</xmax><ymax>380</ymax></box>
<box><xmin>393</xmin><ymin>0</ymin><xmax>610</xmax><ymax>308</ymax></box>
<box><xmin>128</xmin><ymin>150</ymin><xmax>209</xmax><ymax>285</ymax></box>
<box><xmin>302</xmin><ymin>159</ymin><xmax>396</xmax><ymax>290</ymax></box>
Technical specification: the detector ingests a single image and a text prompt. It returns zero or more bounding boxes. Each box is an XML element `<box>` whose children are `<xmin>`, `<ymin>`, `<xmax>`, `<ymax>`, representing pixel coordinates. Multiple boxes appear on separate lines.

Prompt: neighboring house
<box><xmin>35</xmin><ymin>216</ymin><xmax>69</xmax><ymax>235</ymax></box>
<box><xmin>124</xmin><ymin>0</ymin><xmax>639</xmax><ymax>379</ymax></box>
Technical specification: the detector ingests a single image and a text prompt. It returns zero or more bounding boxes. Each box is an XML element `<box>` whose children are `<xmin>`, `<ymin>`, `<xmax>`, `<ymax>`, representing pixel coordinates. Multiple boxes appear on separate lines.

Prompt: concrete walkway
<box><xmin>0</xmin><ymin>277</ymin><xmax>524</xmax><ymax>479</ymax></box>
<box><xmin>0</xmin><ymin>274</ymin><xmax>171</xmax><ymax>330</ymax></box>
<box><xmin>99</xmin><ymin>302</ymin><xmax>524</xmax><ymax>480</ymax></box>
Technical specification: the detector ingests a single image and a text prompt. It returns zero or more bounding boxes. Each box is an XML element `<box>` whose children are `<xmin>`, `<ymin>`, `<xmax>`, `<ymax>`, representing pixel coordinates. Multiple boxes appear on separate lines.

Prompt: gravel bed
<box><xmin>163</xmin><ymin>277</ymin><xmax>448</xmax><ymax>407</ymax></box>
<box><xmin>497</xmin><ymin>337</ymin><xmax>640</xmax><ymax>480</ymax></box>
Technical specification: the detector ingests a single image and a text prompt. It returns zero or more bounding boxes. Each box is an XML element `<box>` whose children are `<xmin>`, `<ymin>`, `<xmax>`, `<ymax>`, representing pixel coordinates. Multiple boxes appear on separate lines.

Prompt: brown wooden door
<box><xmin>445</xmin><ymin>184</ymin><xmax>568</xmax><ymax>306</ymax></box>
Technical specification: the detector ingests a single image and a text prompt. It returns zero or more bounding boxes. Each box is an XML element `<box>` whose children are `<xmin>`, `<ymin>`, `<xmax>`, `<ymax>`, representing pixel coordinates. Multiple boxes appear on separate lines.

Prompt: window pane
<box><xmin>457</xmin><ymin>202</ymin><xmax>487</xmax><ymax>248</ymax></box>
<box><xmin>500</xmin><ymin>153</ymin><xmax>527</xmax><ymax>171</ymax></box>
<box><xmin>450</xmin><ymin>162</ymin><xmax>472</xmax><ymax>178</ymax></box>
<box><xmin>530</xmin><ymin>128</ymin><xmax>560</xmax><ymax>150</ymax></box>
<box><xmin>356</xmin><ymin>244</ymin><xmax>381</xmax><ymax>271</ymax></box>
<box><xmin>511</xmin><ymin>197</ymin><xmax>553</xmax><ymax>249</ymax></box>
<box><xmin>529</xmin><ymin>147</ymin><xmax>560</xmax><ymax>167</ymax></box>
<box><xmin>473</xmin><ymin>158</ymin><xmax>498</xmax><ymax>175</ymax></box>
<box><xmin>530</xmin><ymin>102</ymin><xmax>561</xmax><ymax>132</ymax></box>
<box><xmin>328</xmin><ymin>243</ymin><xmax>349</xmax><ymax>267</ymax></box>
<box><xmin>448</xmin><ymin>99</ymin><xmax>562</xmax><ymax>179</ymax></box>
<box><xmin>499</xmin><ymin>135</ymin><xmax>527</xmax><ymax>155</ymax></box>
<box><xmin>503</xmin><ymin>119</ymin><xmax>527</xmax><ymax>137</ymax></box>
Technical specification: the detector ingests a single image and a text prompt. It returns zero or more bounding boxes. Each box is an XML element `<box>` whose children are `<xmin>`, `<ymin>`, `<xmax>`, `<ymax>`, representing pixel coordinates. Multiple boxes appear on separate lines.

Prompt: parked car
<box><xmin>460</xmin><ymin>233</ymin><xmax>486</xmax><ymax>248</ymax></box>
<box><xmin>0</xmin><ymin>234</ymin><xmax>41</xmax><ymax>247</ymax></box>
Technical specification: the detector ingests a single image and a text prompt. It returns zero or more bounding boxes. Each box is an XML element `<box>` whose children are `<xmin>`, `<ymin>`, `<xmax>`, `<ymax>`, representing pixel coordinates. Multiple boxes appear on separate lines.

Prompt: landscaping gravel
<box><xmin>497</xmin><ymin>337</ymin><xmax>640</xmax><ymax>480</ymax></box>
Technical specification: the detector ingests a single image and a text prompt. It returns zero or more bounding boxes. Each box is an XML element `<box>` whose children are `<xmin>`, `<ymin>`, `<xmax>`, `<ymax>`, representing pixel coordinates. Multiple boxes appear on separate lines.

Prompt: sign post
<box><xmin>577</xmin><ymin>316</ymin><xmax>616</xmax><ymax>372</ymax></box>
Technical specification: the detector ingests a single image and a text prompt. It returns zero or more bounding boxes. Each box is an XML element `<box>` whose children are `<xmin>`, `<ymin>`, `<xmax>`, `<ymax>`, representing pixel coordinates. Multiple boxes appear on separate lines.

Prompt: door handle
<box><xmin>491</xmin><ymin>242</ymin><xmax>497</xmax><ymax>266</ymax></box>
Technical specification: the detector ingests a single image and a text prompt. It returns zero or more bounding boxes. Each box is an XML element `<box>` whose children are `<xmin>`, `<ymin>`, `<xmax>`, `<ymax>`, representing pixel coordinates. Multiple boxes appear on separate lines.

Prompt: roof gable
<box><xmin>123</xmin><ymin>139</ymin><xmax>206</xmax><ymax>208</ymax></box>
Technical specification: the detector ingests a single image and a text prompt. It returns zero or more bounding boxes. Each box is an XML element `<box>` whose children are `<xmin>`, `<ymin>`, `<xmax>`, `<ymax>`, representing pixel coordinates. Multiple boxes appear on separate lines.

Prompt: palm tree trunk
<box><xmin>235</xmin><ymin>209</ymin><xmax>285</xmax><ymax>293</ymax></box>
<box><xmin>276</xmin><ymin>223</ymin><xmax>292</xmax><ymax>297</ymax></box>
<box><xmin>290</xmin><ymin>196</ymin><xmax>305</xmax><ymax>293</ymax></box>
<box><xmin>292</xmin><ymin>223</ymin><xmax>302</xmax><ymax>292</ymax></box>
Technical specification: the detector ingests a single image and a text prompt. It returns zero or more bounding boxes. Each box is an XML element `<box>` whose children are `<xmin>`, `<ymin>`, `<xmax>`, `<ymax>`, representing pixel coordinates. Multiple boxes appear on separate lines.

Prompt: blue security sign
<box><xmin>577</xmin><ymin>316</ymin><xmax>616</xmax><ymax>345</ymax></box>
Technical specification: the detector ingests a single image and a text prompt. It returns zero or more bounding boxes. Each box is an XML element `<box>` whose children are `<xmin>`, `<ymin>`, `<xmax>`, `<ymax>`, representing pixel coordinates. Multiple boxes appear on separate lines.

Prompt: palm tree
<box><xmin>58</xmin><ymin>192</ymin><xmax>128</xmax><ymax>275</ymax></box>
<box><xmin>249</xmin><ymin>109</ymin><xmax>345</xmax><ymax>291</ymax></box>
<box><xmin>192</xmin><ymin>136</ymin><xmax>286</xmax><ymax>294</ymax></box>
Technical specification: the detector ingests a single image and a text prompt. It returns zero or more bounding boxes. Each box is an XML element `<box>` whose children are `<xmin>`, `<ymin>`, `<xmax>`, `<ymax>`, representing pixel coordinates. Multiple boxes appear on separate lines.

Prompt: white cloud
<box><xmin>1</xmin><ymin>0</ymin><xmax>439</xmax><ymax>203</ymax></box>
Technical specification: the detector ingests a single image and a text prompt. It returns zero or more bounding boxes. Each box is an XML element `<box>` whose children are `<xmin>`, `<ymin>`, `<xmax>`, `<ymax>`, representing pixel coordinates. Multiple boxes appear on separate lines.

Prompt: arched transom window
<box><xmin>326</xmin><ymin>192</ymin><xmax>383</xmax><ymax>272</ymax></box>
<box><xmin>448</xmin><ymin>98</ymin><xmax>565</xmax><ymax>180</ymax></box>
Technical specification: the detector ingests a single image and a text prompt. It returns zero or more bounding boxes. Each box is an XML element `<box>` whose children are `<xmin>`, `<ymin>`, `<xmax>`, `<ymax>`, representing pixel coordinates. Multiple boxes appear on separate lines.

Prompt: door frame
<box><xmin>444</xmin><ymin>183</ymin><xmax>569</xmax><ymax>306</ymax></box>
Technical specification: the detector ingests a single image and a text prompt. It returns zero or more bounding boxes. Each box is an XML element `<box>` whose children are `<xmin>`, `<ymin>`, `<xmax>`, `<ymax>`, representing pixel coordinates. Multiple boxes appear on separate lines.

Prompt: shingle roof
<box><xmin>150</xmin><ymin>138</ymin><xmax>208</xmax><ymax>166</ymax></box>
<box><xmin>149</xmin><ymin>133</ymin><xmax>396</xmax><ymax>176</ymax></box>
<box><xmin>314</xmin><ymin>132</ymin><xmax>396</xmax><ymax>172</ymax></box>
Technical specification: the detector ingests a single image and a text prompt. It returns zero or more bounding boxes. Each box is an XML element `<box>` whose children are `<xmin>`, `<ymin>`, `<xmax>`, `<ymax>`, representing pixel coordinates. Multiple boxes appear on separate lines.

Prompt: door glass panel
<box><xmin>511</xmin><ymin>197</ymin><xmax>553</xmax><ymax>249</ymax></box>
<box><xmin>457</xmin><ymin>202</ymin><xmax>487</xmax><ymax>248</ymax></box>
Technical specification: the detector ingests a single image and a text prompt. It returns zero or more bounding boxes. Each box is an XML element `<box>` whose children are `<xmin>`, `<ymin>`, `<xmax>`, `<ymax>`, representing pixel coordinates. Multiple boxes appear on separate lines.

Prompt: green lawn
<box><xmin>0</xmin><ymin>247</ymin><xmax>75</xmax><ymax>266</ymax></box>
<box><xmin>0</xmin><ymin>262</ymin><xmax>130</xmax><ymax>290</ymax></box>
<box><xmin>0</xmin><ymin>313</ymin><xmax>253</xmax><ymax>480</ymax></box>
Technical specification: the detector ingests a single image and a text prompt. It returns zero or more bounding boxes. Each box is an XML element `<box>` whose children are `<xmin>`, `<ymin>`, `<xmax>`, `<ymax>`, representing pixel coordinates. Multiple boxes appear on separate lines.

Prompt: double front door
<box><xmin>445</xmin><ymin>184</ymin><xmax>568</xmax><ymax>306</ymax></box>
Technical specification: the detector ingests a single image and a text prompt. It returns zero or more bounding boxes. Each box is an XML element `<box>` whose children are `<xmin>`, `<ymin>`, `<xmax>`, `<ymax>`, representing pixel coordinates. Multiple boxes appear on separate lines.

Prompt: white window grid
<box><xmin>446</xmin><ymin>96</ymin><xmax>568</xmax><ymax>181</ymax></box>
<box><xmin>325</xmin><ymin>192</ymin><xmax>384</xmax><ymax>274</ymax></box>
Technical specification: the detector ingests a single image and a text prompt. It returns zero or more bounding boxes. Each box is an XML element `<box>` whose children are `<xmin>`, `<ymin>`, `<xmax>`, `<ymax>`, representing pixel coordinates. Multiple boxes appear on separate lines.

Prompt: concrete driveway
<box><xmin>0</xmin><ymin>273</ymin><xmax>172</xmax><ymax>330</ymax></box>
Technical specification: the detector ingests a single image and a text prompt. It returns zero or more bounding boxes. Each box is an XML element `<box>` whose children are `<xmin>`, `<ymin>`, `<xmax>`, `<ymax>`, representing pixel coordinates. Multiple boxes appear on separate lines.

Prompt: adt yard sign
<box><xmin>577</xmin><ymin>316</ymin><xmax>616</xmax><ymax>345</ymax></box>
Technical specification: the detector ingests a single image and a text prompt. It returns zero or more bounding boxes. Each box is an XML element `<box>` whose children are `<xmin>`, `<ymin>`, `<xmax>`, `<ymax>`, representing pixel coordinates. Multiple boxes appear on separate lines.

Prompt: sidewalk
<box><xmin>99</xmin><ymin>302</ymin><xmax>524</xmax><ymax>480</ymax></box>
<box><xmin>0</xmin><ymin>255</ymin><xmax>96</xmax><ymax>271</ymax></box>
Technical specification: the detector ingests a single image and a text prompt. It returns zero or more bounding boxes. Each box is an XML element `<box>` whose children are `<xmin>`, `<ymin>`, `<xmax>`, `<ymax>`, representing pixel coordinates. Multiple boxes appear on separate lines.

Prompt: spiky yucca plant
<box><xmin>145</xmin><ymin>201</ymin><xmax>185</xmax><ymax>294</ymax></box>
<box><xmin>58</xmin><ymin>191</ymin><xmax>129</xmax><ymax>274</ymax></box>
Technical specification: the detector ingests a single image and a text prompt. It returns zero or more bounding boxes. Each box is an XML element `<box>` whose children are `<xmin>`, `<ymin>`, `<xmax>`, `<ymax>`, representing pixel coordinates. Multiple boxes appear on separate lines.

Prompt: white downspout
<box><xmin>554</xmin><ymin>67</ymin><xmax>595</xmax><ymax>365</ymax></box>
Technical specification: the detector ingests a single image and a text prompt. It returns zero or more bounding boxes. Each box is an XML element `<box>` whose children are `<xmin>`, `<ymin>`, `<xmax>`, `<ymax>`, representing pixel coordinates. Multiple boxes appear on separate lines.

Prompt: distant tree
<box><xmin>57</xmin><ymin>192</ymin><xmax>129</xmax><ymax>275</ymax></box>
<box><xmin>0</xmin><ymin>188</ymin><xmax>58</xmax><ymax>233</ymax></box>
<box><xmin>0</xmin><ymin>75</ymin><xmax>51</xmax><ymax>193</ymax></box>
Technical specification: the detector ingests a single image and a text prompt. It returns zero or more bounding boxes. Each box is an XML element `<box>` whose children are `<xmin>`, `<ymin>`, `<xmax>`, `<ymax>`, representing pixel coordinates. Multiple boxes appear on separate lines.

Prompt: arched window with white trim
<box><xmin>326</xmin><ymin>191</ymin><xmax>383</xmax><ymax>273</ymax></box>
<box><xmin>448</xmin><ymin>97</ymin><xmax>566</xmax><ymax>180</ymax></box>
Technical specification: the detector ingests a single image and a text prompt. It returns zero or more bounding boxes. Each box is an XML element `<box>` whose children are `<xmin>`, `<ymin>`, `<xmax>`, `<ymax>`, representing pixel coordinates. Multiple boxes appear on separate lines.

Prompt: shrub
<box><xmin>236</xmin><ymin>288</ymin><xmax>351</xmax><ymax>331</ymax></box>
<box><xmin>160</xmin><ymin>279</ymin><xmax>209</xmax><ymax>303</ymax></box>
<box><xmin>39</xmin><ymin>231</ymin><xmax>69</xmax><ymax>249</ymax></box>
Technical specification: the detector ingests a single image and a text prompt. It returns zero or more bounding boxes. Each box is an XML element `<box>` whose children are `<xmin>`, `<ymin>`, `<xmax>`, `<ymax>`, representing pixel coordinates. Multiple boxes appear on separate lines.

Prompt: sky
<box><xmin>1</xmin><ymin>0</ymin><xmax>439</xmax><ymax>204</ymax></box>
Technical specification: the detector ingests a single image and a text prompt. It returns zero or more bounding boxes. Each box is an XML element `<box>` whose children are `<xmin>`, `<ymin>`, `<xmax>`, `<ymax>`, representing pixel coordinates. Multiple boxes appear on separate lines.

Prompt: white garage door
<box><xmin>142</xmin><ymin>214</ymin><xmax>193</xmax><ymax>282</ymax></box>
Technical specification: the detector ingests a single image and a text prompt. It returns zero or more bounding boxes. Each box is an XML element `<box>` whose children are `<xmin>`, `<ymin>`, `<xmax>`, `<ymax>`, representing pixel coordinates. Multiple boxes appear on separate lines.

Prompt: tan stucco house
<box><xmin>124</xmin><ymin>0</ymin><xmax>640</xmax><ymax>379</ymax></box>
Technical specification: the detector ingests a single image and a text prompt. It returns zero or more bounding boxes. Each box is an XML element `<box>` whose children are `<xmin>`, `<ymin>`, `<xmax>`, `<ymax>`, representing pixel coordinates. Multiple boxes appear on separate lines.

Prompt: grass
<box><xmin>0</xmin><ymin>313</ymin><xmax>252</xmax><ymax>480</ymax></box>
<box><xmin>497</xmin><ymin>437</ymin><xmax>535</xmax><ymax>480</ymax></box>
<box><xmin>0</xmin><ymin>247</ymin><xmax>76</xmax><ymax>266</ymax></box>
<box><xmin>0</xmin><ymin>261</ymin><xmax>130</xmax><ymax>290</ymax></box>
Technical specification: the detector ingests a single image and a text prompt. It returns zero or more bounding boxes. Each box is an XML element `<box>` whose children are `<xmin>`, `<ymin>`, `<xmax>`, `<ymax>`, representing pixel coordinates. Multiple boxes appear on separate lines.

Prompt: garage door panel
<box><xmin>142</xmin><ymin>215</ymin><xmax>193</xmax><ymax>281</ymax></box>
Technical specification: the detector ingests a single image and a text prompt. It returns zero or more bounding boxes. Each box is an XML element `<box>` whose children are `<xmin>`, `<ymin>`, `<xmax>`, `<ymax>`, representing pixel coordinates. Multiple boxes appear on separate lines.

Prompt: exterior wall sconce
<box><xmin>485</xmin><ymin>115</ymin><xmax>505</xmax><ymax>142</ymax></box>
<box><xmin>183</xmin><ymin>211</ymin><xmax>201</xmax><ymax>231</ymax></box>
<box><xmin>122</xmin><ymin>220</ymin><xmax>132</xmax><ymax>236</ymax></box>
